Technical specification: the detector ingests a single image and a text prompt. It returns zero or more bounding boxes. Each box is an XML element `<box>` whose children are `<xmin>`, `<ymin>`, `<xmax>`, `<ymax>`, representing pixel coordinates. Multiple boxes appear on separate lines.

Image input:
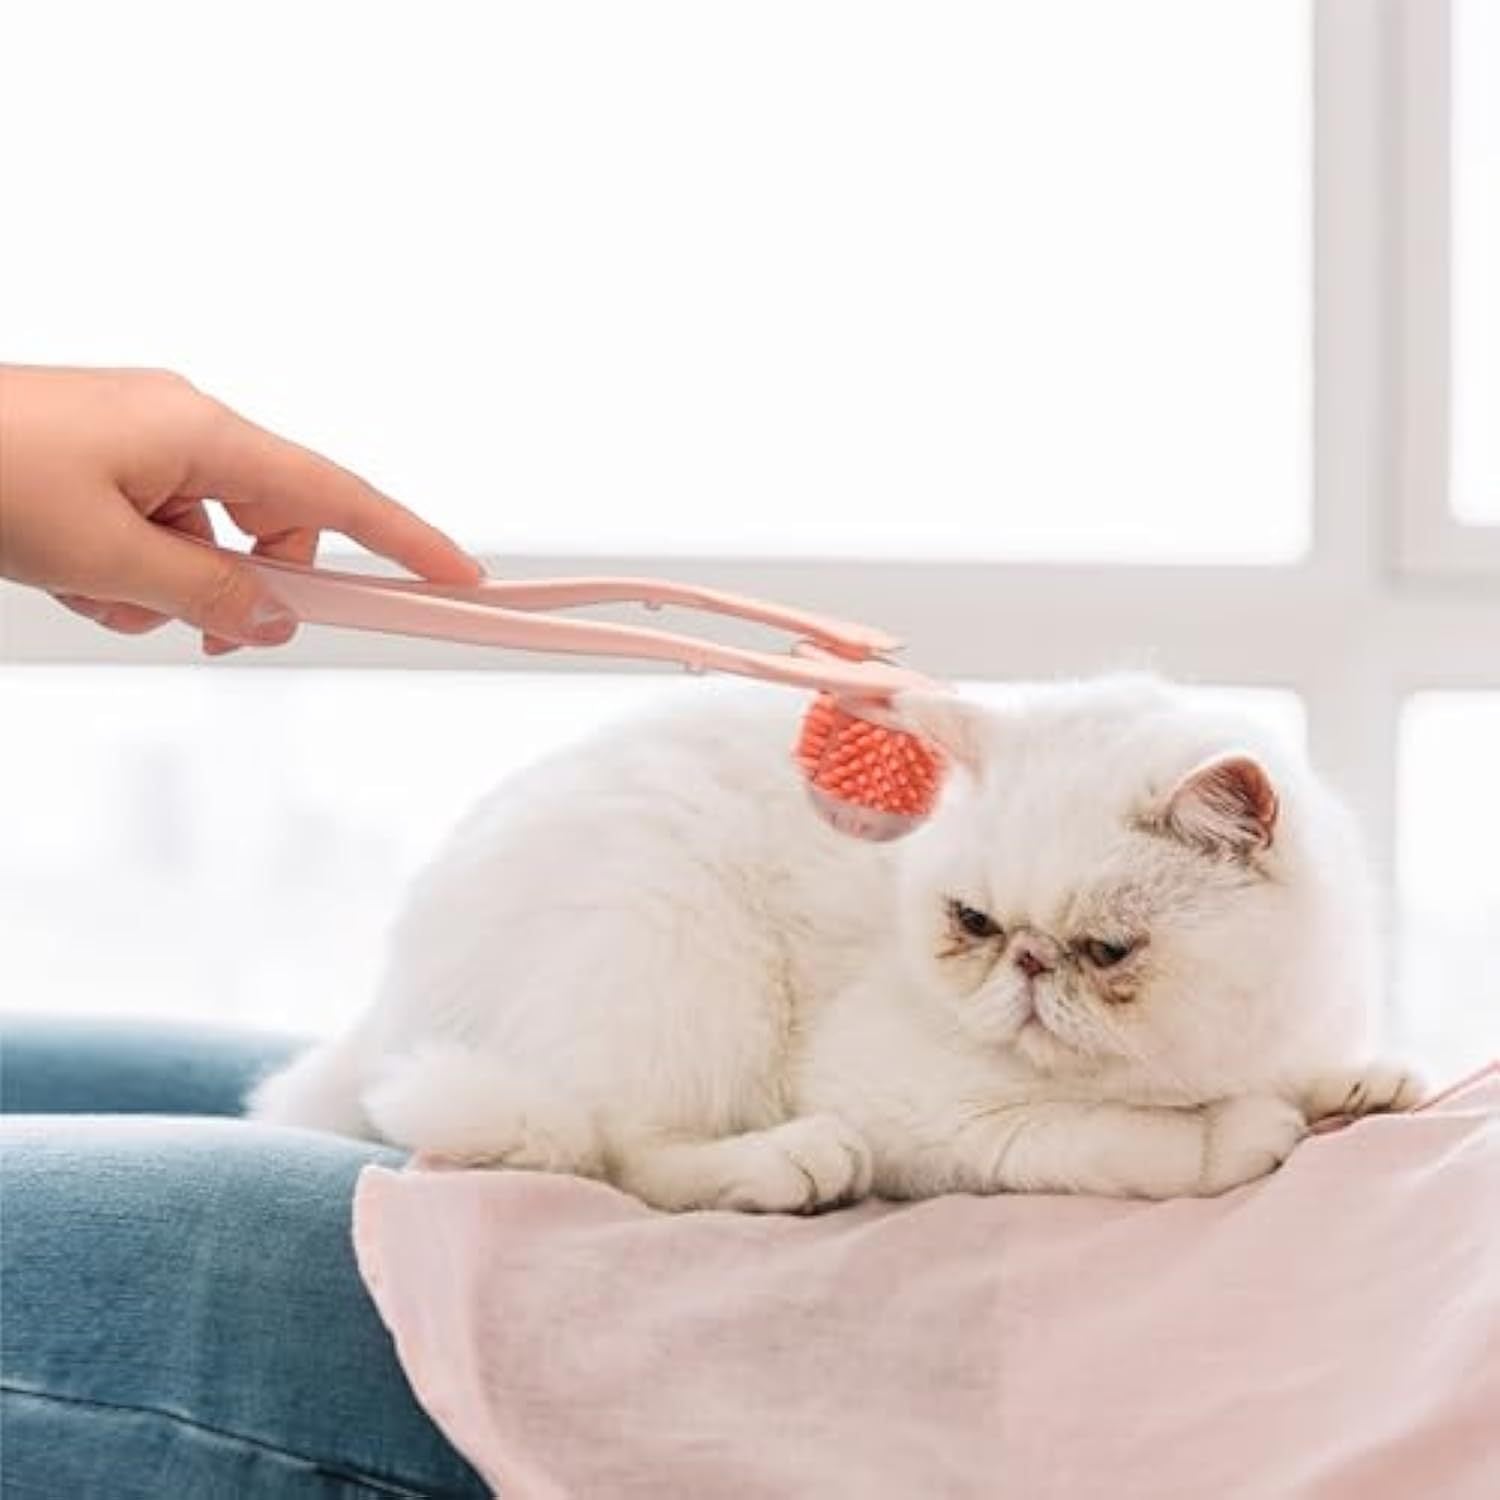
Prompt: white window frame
<box><xmin>1393</xmin><ymin>0</ymin><xmax>1500</xmax><ymax>577</ymax></box>
<box><xmin>2</xmin><ymin>0</ymin><xmax>1497</xmax><ymax>920</ymax></box>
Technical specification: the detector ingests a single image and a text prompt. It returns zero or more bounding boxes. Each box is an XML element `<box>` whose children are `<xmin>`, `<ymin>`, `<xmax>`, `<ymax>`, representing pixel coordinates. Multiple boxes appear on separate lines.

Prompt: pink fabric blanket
<box><xmin>354</xmin><ymin>1067</ymin><xmax>1499</xmax><ymax>1500</ymax></box>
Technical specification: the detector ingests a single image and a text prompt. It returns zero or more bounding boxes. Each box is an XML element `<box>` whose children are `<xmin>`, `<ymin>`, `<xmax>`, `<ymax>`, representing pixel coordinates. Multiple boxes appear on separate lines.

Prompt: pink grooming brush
<box><xmin>794</xmin><ymin>694</ymin><xmax>948</xmax><ymax>842</ymax></box>
<box><xmin>240</xmin><ymin>553</ymin><xmax>950</xmax><ymax>840</ymax></box>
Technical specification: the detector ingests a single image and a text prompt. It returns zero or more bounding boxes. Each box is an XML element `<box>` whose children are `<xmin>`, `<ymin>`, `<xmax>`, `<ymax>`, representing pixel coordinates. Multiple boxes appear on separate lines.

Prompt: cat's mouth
<box><xmin>1014</xmin><ymin>984</ymin><xmax>1057</xmax><ymax>1033</ymax></box>
<box><xmin>1009</xmin><ymin>990</ymin><xmax>1052</xmax><ymax>1039</ymax></box>
<box><xmin>979</xmin><ymin>980</ymin><xmax>1085</xmax><ymax>1063</ymax></box>
<box><xmin>1013</xmin><ymin>1012</ymin><xmax>1078</xmax><ymax>1070</ymax></box>
<box><xmin>1018</xmin><ymin>1008</ymin><xmax>1063</xmax><ymax>1043</ymax></box>
<box><xmin>1012</xmin><ymin>990</ymin><xmax>1084</xmax><ymax>1062</ymax></box>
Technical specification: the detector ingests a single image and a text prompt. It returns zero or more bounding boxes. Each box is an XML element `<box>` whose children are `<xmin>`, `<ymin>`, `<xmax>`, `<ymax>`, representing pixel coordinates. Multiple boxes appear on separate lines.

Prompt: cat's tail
<box><xmin>359</xmin><ymin>1042</ymin><xmax>604</xmax><ymax>1175</ymax></box>
<box><xmin>244</xmin><ymin>1031</ymin><xmax>374</xmax><ymax>1139</ymax></box>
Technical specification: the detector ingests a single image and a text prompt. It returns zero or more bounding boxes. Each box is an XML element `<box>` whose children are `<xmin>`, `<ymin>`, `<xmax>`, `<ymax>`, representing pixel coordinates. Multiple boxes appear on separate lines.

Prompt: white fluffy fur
<box><xmin>249</xmin><ymin>676</ymin><xmax>1420</xmax><ymax>1210</ymax></box>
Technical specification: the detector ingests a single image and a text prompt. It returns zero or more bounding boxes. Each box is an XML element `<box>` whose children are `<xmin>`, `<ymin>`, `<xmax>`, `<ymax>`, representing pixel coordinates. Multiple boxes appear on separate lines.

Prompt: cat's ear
<box><xmin>1160</xmin><ymin>753</ymin><xmax>1279</xmax><ymax>855</ymax></box>
<box><xmin>892</xmin><ymin>691</ymin><xmax>990</xmax><ymax>778</ymax></box>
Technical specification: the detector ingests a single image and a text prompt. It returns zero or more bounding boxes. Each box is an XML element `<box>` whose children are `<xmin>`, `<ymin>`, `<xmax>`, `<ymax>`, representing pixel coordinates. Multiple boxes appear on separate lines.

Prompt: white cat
<box><xmin>249</xmin><ymin>675</ymin><xmax>1420</xmax><ymax>1210</ymax></box>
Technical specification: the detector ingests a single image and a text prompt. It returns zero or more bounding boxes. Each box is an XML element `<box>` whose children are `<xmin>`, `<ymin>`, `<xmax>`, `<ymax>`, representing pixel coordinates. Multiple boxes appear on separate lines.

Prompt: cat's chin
<box><xmin>1009</xmin><ymin>1016</ymin><xmax>1088</xmax><ymax>1075</ymax></box>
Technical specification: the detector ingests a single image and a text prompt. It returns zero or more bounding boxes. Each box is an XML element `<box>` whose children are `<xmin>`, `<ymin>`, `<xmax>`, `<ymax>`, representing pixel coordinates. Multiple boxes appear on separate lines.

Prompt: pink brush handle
<box><xmin>465</xmin><ymin>578</ymin><xmax>902</xmax><ymax>659</ymax></box>
<box><xmin>245</xmin><ymin>556</ymin><xmax>932</xmax><ymax>699</ymax></box>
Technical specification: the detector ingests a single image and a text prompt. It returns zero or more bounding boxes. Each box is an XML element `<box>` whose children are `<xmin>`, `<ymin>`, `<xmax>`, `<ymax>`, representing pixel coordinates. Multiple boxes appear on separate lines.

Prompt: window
<box><xmin>0</xmin><ymin>668</ymin><xmax>689</xmax><ymax>1032</ymax></box>
<box><xmin>1451</xmin><ymin>0</ymin><xmax>1500</xmax><ymax>524</ymax></box>
<box><xmin>0</xmin><ymin>0</ymin><xmax>1308</xmax><ymax>563</ymax></box>
<box><xmin>1398</xmin><ymin>695</ymin><xmax>1500</xmax><ymax>1077</ymax></box>
<box><xmin>1393</xmin><ymin>0</ymin><xmax>1500</xmax><ymax>573</ymax></box>
<box><xmin>2</xmin><ymin>3</ymin><xmax>1496</xmax><ymax>1075</ymax></box>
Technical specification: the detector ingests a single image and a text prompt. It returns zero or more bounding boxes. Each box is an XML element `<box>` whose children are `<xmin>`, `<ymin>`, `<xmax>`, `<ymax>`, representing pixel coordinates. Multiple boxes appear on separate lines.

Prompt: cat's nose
<box><xmin>1013</xmin><ymin>944</ymin><xmax>1054</xmax><ymax>980</ymax></box>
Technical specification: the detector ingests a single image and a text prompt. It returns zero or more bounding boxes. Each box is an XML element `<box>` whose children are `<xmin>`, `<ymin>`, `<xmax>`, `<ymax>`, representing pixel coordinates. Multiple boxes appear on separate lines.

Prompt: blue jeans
<box><xmin>0</xmin><ymin>1016</ymin><xmax>488</xmax><ymax>1499</ymax></box>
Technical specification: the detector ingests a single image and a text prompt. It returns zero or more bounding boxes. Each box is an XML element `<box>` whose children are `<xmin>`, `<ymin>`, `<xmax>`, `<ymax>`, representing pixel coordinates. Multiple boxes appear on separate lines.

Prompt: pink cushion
<box><xmin>355</xmin><ymin>1065</ymin><xmax>1499</xmax><ymax>1500</ymax></box>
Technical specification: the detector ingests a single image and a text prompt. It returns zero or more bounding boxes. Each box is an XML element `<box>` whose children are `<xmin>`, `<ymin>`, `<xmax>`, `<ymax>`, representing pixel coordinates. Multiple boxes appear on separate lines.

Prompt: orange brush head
<box><xmin>793</xmin><ymin>693</ymin><xmax>947</xmax><ymax>841</ymax></box>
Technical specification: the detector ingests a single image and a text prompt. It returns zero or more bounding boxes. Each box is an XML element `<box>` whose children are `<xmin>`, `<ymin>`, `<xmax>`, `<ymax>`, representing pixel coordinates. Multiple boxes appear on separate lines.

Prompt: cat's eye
<box><xmin>1081</xmin><ymin>938</ymin><xmax>1135</xmax><ymax>968</ymax></box>
<box><xmin>948</xmin><ymin>900</ymin><xmax>1001</xmax><ymax>940</ymax></box>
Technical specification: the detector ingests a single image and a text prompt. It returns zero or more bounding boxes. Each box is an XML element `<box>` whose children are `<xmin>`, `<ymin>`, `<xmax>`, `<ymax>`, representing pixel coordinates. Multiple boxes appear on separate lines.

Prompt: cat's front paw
<box><xmin>719</xmin><ymin>1115</ymin><xmax>873</xmax><ymax>1214</ymax></box>
<box><xmin>1199</xmin><ymin>1094</ymin><xmax>1306</xmax><ymax>1195</ymax></box>
<box><xmin>1293</xmin><ymin>1063</ymin><xmax>1426</xmax><ymax>1124</ymax></box>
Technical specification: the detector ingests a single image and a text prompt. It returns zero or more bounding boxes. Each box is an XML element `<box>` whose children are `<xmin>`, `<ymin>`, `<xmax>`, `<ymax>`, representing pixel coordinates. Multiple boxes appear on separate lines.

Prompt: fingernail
<box><xmin>247</xmin><ymin>599</ymin><xmax>298</xmax><ymax>644</ymax></box>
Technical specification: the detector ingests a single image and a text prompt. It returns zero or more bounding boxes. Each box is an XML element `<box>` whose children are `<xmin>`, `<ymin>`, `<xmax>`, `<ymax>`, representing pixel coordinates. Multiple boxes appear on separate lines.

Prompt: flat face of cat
<box><xmin>895</xmin><ymin>685</ymin><xmax>1303</xmax><ymax>1101</ymax></box>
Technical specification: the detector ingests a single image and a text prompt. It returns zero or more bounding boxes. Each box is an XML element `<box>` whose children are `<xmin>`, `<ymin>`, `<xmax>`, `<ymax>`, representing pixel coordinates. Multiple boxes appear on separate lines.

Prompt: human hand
<box><xmin>0</xmin><ymin>364</ymin><xmax>481</xmax><ymax>653</ymax></box>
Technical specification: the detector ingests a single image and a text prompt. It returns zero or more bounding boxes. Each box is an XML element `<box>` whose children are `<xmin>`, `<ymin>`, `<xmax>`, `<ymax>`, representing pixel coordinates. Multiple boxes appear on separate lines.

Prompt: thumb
<box><xmin>118</xmin><ymin>525</ymin><xmax>299</xmax><ymax>646</ymax></box>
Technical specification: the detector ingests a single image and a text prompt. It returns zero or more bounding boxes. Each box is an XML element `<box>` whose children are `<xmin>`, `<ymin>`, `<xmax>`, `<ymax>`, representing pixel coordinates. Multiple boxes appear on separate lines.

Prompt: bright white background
<box><xmin>1</xmin><ymin>1</ymin><xmax>1496</xmax><ymax>1081</ymax></box>
<box><xmin>1453</xmin><ymin>0</ymin><xmax>1500</xmax><ymax>521</ymax></box>
<box><xmin>0</xmin><ymin>0</ymin><xmax>1307</xmax><ymax>562</ymax></box>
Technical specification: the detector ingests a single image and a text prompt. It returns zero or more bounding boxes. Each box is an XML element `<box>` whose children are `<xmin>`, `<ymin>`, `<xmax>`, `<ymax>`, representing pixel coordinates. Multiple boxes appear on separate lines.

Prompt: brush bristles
<box><xmin>794</xmin><ymin>694</ymin><xmax>945</xmax><ymax>839</ymax></box>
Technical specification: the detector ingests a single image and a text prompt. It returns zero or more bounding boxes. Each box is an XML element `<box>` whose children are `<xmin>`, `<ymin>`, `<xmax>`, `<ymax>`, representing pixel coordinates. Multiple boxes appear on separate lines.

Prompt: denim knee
<box><xmin>1</xmin><ymin>1116</ymin><xmax>485</xmax><ymax>1499</ymax></box>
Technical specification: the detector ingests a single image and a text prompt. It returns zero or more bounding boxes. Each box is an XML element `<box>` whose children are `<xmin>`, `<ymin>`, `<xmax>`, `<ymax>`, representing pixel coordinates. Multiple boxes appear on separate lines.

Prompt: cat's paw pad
<box><xmin>1199</xmin><ymin>1094</ymin><xmax>1307</xmax><ymax>1195</ymax></box>
<box><xmin>1294</xmin><ymin>1064</ymin><xmax>1426</xmax><ymax>1124</ymax></box>
<box><xmin>718</xmin><ymin>1115</ymin><xmax>873</xmax><ymax>1214</ymax></box>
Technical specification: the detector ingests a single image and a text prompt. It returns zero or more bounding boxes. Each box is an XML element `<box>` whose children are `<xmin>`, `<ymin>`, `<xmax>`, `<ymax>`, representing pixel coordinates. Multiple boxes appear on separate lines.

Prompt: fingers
<box><xmin>250</xmin><ymin>523</ymin><xmax>320</xmax><ymax>568</ymax></box>
<box><xmin>105</xmin><ymin>512</ymin><xmax>301</xmax><ymax>648</ymax></box>
<box><xmin>189</xmin><ymin>403</ymin><xmax>482</xmax><ymax>584</ymax></box>
<box><xmin>59</xmin><ymin>500</ymin><xmax>324</xmax><ymax>654</ymax></box>
<box><xmin>53</xmin><ymin>593</ymin><xmax>171</xmax><ymax>635</ymax></box>
<box><xmin>203</xmin><ymin>524</ymin><xmax>319</xmax><ymax>657</ymax></box>
<box><xmin>155</xmin><ymin>496</ymin><xmax>241</xmax><ymax>656</ymax></box>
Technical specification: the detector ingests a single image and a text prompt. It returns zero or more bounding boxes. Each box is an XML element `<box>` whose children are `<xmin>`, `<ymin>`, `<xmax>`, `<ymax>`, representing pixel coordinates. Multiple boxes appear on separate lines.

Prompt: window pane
<box><xmin>0</xmin><ymin>669</ymin><xmax>694</xmax><ymax>1034</ymax></box>
<box><xmin>964</xmin><ymin>682</ymin><xmax>1306</xmax><ymax>751</ymax></box>
<box><xmin>2</xmin><ymin>668</ymin><xmax>1309</xmax><ymax>1035</ymax></box>
<box><xmin>1398</xmin><ymin>694</ymin><xmax>1500</xmax><ymax>1078</ymax></box>
<box><xmin>0</xmin><ymin>1</ymin><xmax>1308</xmax><ymax>562</ymax></box>
<box><xmin>1452</xmin><ymin>0</ymin><xmax>1500</xmax><ymax>523</ymax></box>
